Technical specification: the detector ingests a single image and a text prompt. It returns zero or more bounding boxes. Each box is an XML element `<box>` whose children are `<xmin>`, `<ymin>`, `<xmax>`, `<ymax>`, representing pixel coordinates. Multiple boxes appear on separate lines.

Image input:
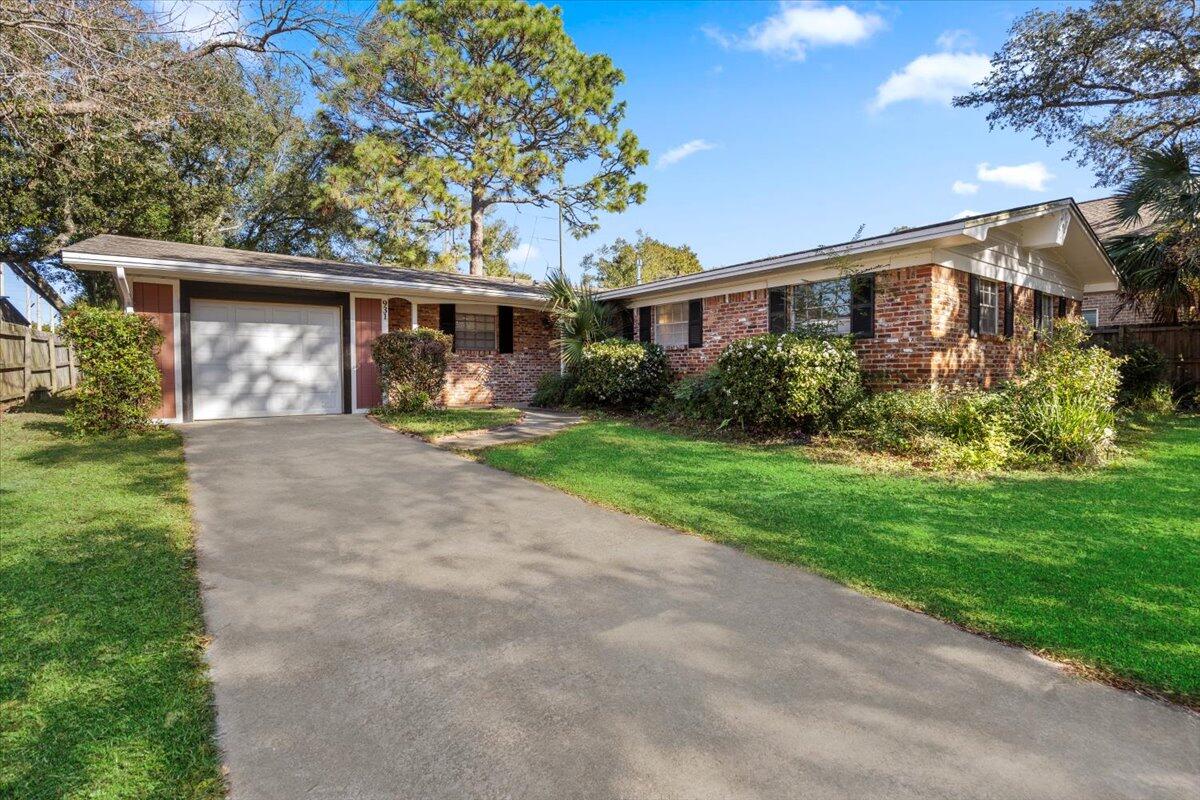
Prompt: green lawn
<box><xmin>373</xmin><ymin>406</ymin><xmax>522</xmax><ymax>440</ymax></box>
<box><xmin>0</xmin><ymin>404</ymin><xmax>223</xmax><ymax>799</ymax></box>
<box><xmin>484</xmin><ymin>416</ymin><xmax>1200</xmax><ymax>706</ymax></box>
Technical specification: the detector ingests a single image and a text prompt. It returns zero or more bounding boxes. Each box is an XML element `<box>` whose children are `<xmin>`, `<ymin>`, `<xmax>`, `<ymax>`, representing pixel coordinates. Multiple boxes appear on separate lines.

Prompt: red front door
<box><xmin>355</xmin><ymin>298</ymin><xmax>383</xmax><ymax>409</ymax></box>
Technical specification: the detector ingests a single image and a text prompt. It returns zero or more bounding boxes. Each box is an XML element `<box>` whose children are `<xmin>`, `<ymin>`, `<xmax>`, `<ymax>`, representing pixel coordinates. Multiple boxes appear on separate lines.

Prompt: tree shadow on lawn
<box><xmin>487</xmin><ymin>418</ymin><xmax>1200</xmax><ymax>703</ymax></box>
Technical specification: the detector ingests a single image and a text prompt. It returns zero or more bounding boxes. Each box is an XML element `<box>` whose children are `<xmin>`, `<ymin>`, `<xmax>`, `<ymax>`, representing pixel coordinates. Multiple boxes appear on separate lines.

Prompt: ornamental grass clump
<box><xmin>574</xmin><ymin>339</ymin><xmax>672</xmax><ymax>409</ymax></box>
<box><xmin>58</xmin><ymin>305</ymin><xmax>163</xmax><ymax>434</ymax></box>
<box><xmin>371</xmin><ymin>327</ymin><xmax>452</xmax><ymax>412</ymax></box>
<box><xmin>716</xmin><ymin>333</ymin><xmax>861</xmax><ymax>434</ymax></box>
<box><xmin>1004</xmin><ymin>318</ymin><xmax>1122</xmax><ymax>465</ymax></box>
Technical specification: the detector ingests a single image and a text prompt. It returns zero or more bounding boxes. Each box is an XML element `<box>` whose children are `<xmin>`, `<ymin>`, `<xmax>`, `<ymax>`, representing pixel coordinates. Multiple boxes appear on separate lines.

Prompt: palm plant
<box><xmin>1108</xmin><ymin>145</ymin><xmax>1200</xmax><ymax>323</ymax></box>
<box><xmin>543</xmin><ymin>268</ymin><xmax>615</xmax><ymax>369</ymax></box>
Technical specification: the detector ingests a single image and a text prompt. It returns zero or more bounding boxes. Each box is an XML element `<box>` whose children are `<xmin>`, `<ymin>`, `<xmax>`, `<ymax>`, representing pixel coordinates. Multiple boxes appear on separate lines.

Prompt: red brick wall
<box><xmin>623</xmin><ymin>266</ymin><xmax>1082</xmax><ymax>390</ymax></box>
<box><xmin>388</xmin><ymin>299</ymin><xmax>558</xmax><ymax>406</ymax></box>
<box><xmin>1082</xmin><ymin>290</ymin><xmax>1155</xmax><ymax>326</ymax></box>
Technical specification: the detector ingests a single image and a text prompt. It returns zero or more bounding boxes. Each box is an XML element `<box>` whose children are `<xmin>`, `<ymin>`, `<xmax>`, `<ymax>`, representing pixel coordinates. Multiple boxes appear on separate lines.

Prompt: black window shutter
<box><xmin>1003</xmin><ymin>283</ymin><xmax>1015</xmax><ymax>337</ymax></box>
<box><xmin>638</xmin><ymin>306</ymin><xmax>652</xmax><ymax>343</ymax></box>
<box><xmin>438</xmin><ymin>303</ymin><xmax>456</xmax><ymax>351</ymax></box>
<box><xmin>1057</xmin><ymin>296</ymin><xmax>1068</xmax><ymax>318</ymax></box>
<box><xmin>850</xmin><ymin>274</ymin><xmax>875</xmax><ymax>338</ymax></box>
<box><xmin>1033</xmin><ymin>289</ymin><xmax>1043</xmax><ymax>330</ymax></box>
<box><xmin>968</xmin><ymin>274</ymin><xmax>980</xmax><ymax>338</ymax></box>
<box><xmin>621</xmin><ymin>307</ymin><xmax>634</xmax><ymax>340</ymax></box>
<box><xmin>688</xmin><ymin>299</ymin><xmax>703</xmax><ymax>348</ymax></box>
<box><xmin>497</xmin><ymin>305</ymin><xmax>514</xmax><ymax>353</ymax></box>
<box><xmin>768</xmin><ymin>287</ymin><xmax>788</xmax><ymax>334</ymax></box>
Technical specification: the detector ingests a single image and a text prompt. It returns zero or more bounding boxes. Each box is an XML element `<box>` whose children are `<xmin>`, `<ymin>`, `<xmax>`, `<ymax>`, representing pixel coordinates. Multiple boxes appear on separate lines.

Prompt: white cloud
<box><xmin>504</xmin><ymin>242</ymin><xmax>540</xmax><ymax>268</ymax></box>
<box><xmin>871</xmin><ymin>51</ymin><xmax>991</xmax><ymax>110</ymax></box>
<box><xmin>952</xmin><ymin>180</ymin><xmax>979</xmax><ymax>195</ymax></box>
<box><xmin>704</xmin><ymin>1</ymin><xmax>885</xmax><ymax>61</ymax></box>
<box><xmin>936</xmin><ymin>29</ymin><xmax>977</xmax><ymax>51</ymax></box>
<box><xmin>953</xmin><ymin>209</ymin><xmax>980</xmax><ymax>219</ymax></box>
<box><xmin>976</xmin><ymin>161</ymin><xmax>1054</xmax><ymax>191</ymax></box>
<box><xmin>657</xmin><ymin>139</ymin><xmax>716</xmax><ymax>169</ymax></box>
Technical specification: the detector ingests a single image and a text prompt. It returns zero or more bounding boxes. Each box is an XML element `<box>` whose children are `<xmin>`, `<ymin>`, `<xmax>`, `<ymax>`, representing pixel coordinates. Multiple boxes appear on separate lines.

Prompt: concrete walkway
<box><xmin>183</xmin><ymin>415</ymin><xmax>1199</xmax><ymax>800</ymax></box>
<box><xmin>432</xmin><ymin>407</ymin><xmax>582</xmax><ymax>450</ymax></box>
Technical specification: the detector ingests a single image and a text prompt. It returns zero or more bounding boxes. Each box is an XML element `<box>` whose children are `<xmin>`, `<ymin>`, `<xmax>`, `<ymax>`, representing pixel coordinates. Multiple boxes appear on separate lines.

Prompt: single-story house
<box><xmin>61</xmin><ymin>197</ymin><xmax>1118</xmax><ymax>422</ymax></box>
<box><xmin>1077</xmin><ymin>196</ymin><xmax>1161</xmax><ymax>326</ymax></box>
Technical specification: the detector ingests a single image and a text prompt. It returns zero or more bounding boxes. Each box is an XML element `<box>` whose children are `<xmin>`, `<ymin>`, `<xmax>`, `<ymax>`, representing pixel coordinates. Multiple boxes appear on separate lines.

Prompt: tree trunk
<box><xmin>469</xmin><ymin>190</ymin><xmax>486</xmax><ymax>276</ymax></box>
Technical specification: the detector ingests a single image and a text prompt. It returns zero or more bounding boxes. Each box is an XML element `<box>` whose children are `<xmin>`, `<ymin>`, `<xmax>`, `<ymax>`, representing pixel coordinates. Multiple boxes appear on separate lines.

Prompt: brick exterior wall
<box><xmin>1082</xmin><ymin>290</ymin><xmax>1155</xmax><ymax>326</ymax></box>
<box><xmin>627</xmin><ymin>265</ymin><xmax>1081</xmax><ymax>390</ymax></box>
<box><xmin>388</xmin><ymin>299</ymin><xmax>558</xmax><ymax>406</ymax></box>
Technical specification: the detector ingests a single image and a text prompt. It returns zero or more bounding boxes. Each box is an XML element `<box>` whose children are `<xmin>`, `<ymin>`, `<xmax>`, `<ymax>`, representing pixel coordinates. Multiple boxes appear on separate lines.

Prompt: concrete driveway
<box><xmin>184</xmin><ymin>414</ymin><xmax>1198</xmax><ymax>800</ymax></box>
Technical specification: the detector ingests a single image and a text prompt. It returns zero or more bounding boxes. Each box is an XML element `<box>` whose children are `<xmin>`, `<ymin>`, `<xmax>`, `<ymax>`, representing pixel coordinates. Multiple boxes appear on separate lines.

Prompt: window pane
<box><xmin>792</xmin><ymin>278</ymin><xmax>850</xmax><ymax>334</ymax></box>
<box><xmin>1038</xmin><ymin>295</ymin><xmax>1054</xmax><ymax>332</ymax></box>
<box><xmin>456</xmin><ymin>313</ymin><xmax>496</xmax><ymax>351</ymax></box>
<box><xmin>978</xmin><ymin>280</ymin><xmax>997</xmax><ymax>335</ymax></box>
<box><xmin>654</xmin><ymin>302</ymin><xmax>689</xmax><ymax>347</ymax></box>
<box><xmin>1082</xmin><ymin>309</ymin><xmax>1098</xmax><ymax>327</ymax></box>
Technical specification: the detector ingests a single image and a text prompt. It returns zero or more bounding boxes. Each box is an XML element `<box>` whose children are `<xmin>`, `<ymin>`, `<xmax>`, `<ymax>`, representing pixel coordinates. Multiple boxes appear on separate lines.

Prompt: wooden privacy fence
<box><xmin>1090</xmin><ymin>322</ymin><xmax>1200</xmax><ymax>390</ymax></box>
<box><xmin>0</xmin><ymin>321</ymin><xmax>78</xmax><ymax>406</ymax></box>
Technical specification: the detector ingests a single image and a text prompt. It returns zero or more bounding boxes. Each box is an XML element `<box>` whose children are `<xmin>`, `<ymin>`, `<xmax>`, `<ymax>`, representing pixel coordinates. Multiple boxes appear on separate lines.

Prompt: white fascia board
<box><xmin>1084</xmin><ymin>281</ymin><xmax>1120</xmax><ymax>293</ymax></box>
<box><xmin>597</xmin><ymin>200</ymin><xmax>1075</xmax><ymax>302</ymax></box>
<box><xmin>932</xmin><ymin>248</ymin><xmax>1084</xmax><ymax>299</ymax></box>
<box><xmin>61</xmin><ymin>251</ymin><xmax>548</xmax><ymax>308</ymax></box>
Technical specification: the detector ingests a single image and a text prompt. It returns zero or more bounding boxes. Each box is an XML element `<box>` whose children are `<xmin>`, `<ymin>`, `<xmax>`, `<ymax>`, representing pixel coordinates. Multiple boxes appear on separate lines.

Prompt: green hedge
<box><xmin>59</xmin><ymin>306</ymin><xmax>163</xmax><ymax>434</ymax></box>
<box><xmin>574</xmin><ymin>339</ymin><xmax>672</xmax><ymax>409</ymax></box>
<box><xmin>716</xmin><ymin>333</ymin><xmax>861</xmax><ymax>433</ymax></box>
<box><xmin>371</xmin><ymin>328</ymin><xmax>452</xmax><ymax>411</ymax></box>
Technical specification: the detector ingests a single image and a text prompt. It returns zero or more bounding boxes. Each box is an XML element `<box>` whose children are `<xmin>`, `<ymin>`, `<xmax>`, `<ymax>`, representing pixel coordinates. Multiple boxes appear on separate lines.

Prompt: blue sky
<box><xmin>492</xmin><ymin>0</ymin><xmax>1106</xmax><ymax>282</ymax></box>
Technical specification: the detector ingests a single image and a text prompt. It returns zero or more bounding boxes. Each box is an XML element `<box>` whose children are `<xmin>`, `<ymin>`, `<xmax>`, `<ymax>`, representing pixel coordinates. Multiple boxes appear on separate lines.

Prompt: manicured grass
<box><xmin>0</xmin><ymin>404</ymin><xmax>223</xmax><ymax>799</ymax></box>
<box><xmin>484</xmin><ymin>416</ymin><xmax>1200</xmax><ymax>705</ymax></box>
<box><xmin>373</xmin><ymin>406</ymin><xmax>522</xmax><ymax>440</ymax></box>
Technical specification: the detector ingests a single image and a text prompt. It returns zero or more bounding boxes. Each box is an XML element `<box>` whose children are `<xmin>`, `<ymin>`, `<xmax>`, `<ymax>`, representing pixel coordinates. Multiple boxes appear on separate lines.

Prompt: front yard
<box><xmin>484</xmin><ymin>415</ymin><xmax>1200</xmax><ymax>706</ymax></box>
<box><xmin>0</xmin><ymin>403</ymin><xmax>222</xmax><ymax>799</ymax></box>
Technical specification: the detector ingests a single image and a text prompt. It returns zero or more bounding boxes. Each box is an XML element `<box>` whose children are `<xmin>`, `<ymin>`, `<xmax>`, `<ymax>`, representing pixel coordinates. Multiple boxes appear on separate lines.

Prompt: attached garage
<box><xmin>190</xmin><ymin>299</ymin><xmax>343</xmax><ymax>420</ymax></box>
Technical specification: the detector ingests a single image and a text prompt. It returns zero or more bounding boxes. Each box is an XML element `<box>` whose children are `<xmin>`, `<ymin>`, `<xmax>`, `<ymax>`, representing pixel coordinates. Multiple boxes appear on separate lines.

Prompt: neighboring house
<box><xmin>61</xmin><ymin>197</ymin><xmax>1117</xmax><ymax>421</ymax></box>
<box><xmin>1077</xmin><ymin>196</ymin><xmax>1161</xmax><ymax>326</ymax></box>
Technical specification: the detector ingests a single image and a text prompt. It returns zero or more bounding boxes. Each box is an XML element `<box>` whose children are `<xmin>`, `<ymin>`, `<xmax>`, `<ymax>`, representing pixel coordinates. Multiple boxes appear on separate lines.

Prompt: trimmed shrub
<box><xmin>59</xmin><ymin>306</ymin><xmax>163</xmax><ymax>434</ymax></box>
<box><xmin>716</xmin><ymin>333</ymin><xmax>861</xmax><ymax>433</ymax></box>
<box><xmin>574</xmin><ymin>339</ymin><xmax>672</xmax><ymax>409</ymax></box>
<box><xmin>371</xmin><ymin>327</ymin><xmax>452</xmax><ymax>411</ymax></box>
<box><xmin>1125</xmin><ymin>382</ymin><xmax>1176</xmax><ymax>416</ymax></box>
<box><xmin>531</xmin><ymin>371</ymin><xmax>577</xmax><ymax>408</ymax></box>
<box><xmin>1104</xmin><ymin>339</ymin><xmax>1168</xmax><ymax>404</ymax></box>
<box><xmin>1004</xmin><ymin>318</ymin><xmax>1122</xmax><ymax>465</ymax></box>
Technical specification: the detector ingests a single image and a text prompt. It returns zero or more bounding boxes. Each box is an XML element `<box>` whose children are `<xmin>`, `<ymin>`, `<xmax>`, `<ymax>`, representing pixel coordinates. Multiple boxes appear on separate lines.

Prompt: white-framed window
<box><xmin>1037</xmin><ymin>293</ymin><xmax>1055</xmax><ymax>333</ymax></box>
<box><xmin>792</xmin><ymin>277</ymin><xmax>851</xmax><ymax>334</ymax></box>
<box><xmin>456</xmin><ymin>312</ymin><xmax>497</xmax><ymax>351</ymax></box>
<box><xmin>978</xmin><ymin>279</ymin><xmax>998</xmax><ymax>335</ymax></box>
<box><xmin>654</xmin><ymin>302</ymin><xmax>689</xmax><ymax>348</ymax></box>
<box><xmin>1082</xmin><ymin>308</ymin><xmax>1099</xmax><ymax>327</ymax></box>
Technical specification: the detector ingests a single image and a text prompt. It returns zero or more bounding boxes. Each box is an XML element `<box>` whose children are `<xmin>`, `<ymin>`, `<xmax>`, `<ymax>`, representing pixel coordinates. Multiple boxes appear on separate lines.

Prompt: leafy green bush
<box><xmin>1104</xmin><ymin>339</ymin><xmax>1168</xmax><ymax>404</ymax></box>
<box><xmin>844</xmin><ymin>388</ymin><xmax>1017</xmax><ymax>470</ymax></box>
<box><xmin>531</xmin><ymin>371</ymin><xmax>577</xmax><ymax>408</ymax></box>
<box><xmin>716</xmin><ymin>333</ymin><xmax>861</xmax><ymax>433</ymax></box>
<box><xmin>59</xmin><ymin>306</ymin><xmax>163</xmax><ymax>434</ymax></box>
<box><xmin>371</xmin><ymin>328</ymin><xmax>452</xmax><ymax>411</ymax></box>
<box><xmin>652</xmin><ymin>369</ymin><xmax>731</xmax><ymax>424</ymax></box>
<box><xmin>574</xmin><ymin>339</ymin><xmax>672</xmax><ymax>409</ymax></box>
<box><xmin>1004</xmin><ymin>319</ymin><xmax>1122</xmax><ymax>465</ymax></box>
<box><xmin>1123</xmin><ymin>382</ymin><xmax>1176</xmax><ymax>416</ymax></box>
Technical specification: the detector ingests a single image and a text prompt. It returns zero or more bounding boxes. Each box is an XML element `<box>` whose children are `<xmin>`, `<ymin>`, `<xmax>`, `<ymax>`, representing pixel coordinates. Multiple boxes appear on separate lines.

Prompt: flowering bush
<box><xmin>371</xmin><ymin>328</ymin><xmax>452</xmax><ymax>411</ymax></box>
<box><xmin>574</xmin><ymin>339</ymin><xmax>672</xmax><ymax>409</ymax></box>
<box><xmin>716</xmin><ymin>333</ymin><xmax>861</xmax><ymax>433</ymax></box>
<box><xmin>59</xmin><ymin>305</ymin><xmax>163</xmax><ymax>434</ymax></box>
<box><xmin>1004</xmin><ymin>318</ymin><xmax>1122</xmax><ymax>464</ymax></box>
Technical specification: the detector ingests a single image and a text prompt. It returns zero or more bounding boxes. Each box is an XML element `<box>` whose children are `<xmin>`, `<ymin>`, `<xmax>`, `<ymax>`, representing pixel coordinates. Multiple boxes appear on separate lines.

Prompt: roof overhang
<box><xmin>61</xmin><ymin>250</ymin><xmax>549</xmax><ymax>308</ymax></box>
<box><xmin>597</xmin><ymin>199</ymin><xmax>1120</xmax><ymax>303</ymax></box>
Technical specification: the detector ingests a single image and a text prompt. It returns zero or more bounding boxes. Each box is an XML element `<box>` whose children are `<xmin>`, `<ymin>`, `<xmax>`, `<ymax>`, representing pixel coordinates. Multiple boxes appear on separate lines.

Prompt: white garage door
<box><xmin>190</xmin><ymin>299</ymin><xmax>343</xmax><ymax>420</ymax></box>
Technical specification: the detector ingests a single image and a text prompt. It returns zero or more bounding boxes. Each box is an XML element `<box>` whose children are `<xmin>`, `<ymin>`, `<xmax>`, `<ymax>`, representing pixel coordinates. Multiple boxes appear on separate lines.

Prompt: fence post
<box><xmin>21</xmin><ymin>323</ymin><xmax>32</xmax><ymax>402</ymax></box>
<box><xmin>47</xmin><ymin>332</ymin><xmax>58</xmax><ymax>393</ymax></box>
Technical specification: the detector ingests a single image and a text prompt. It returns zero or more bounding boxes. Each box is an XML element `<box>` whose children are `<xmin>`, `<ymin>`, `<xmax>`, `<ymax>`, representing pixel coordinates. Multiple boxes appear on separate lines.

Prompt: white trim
<box><xmin>114</xmin><ymin>266</ymin><xmax>134</xmax><ymax>312</ymax></box>
<box><xmin>381</xmin><ymin>297</ymin><xmax>389</xmax><ymax>333</ymax></box>
<box><xmin>62</xmin><ymin>251</ymin><xmax>546</xmax><ymax>306</ymax></box>
<box><xmin>410</xmin><ymin>299</ymin><xmax>418</xmax><ymax>329</ymax></box>
<box><xmin>127</xmin><ymin>275</ymin><xmax>183</xmax><ymax>424</ymax></box>
<box><xmin>349</xmin><ymin>294</ymin><xmax>359</xmax><ymax>412</ymax></box>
